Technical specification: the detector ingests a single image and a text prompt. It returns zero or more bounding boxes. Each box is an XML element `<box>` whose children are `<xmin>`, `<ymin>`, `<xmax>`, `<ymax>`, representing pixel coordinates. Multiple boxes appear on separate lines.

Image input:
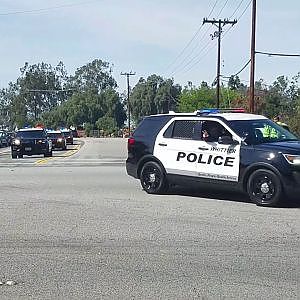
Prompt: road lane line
<box><xmin>35</xmin><ymin>157</ymin><xmax>53</xmax><ymax>165</ymax></box>
<box><xmin>35</xmin><ymin>143</ymin><xmax>81</xmax><ymax>165</ymax></box>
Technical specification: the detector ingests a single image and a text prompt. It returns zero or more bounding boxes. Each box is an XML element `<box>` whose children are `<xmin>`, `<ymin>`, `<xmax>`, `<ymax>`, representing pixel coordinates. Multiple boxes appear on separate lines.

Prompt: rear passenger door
<box><xmin>154</xmin><ymin>118</ymin><xmax>201</xmax><ymax>177</ymax></box>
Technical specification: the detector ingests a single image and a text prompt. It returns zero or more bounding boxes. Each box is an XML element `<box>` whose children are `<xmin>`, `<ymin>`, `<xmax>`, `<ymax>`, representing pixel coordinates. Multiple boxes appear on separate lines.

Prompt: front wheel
<box><xmin>247</xmin><ymin>169</ymin><xmax>282</xmax><ymax>207</ymax></box>
<box><xmin>140</xmin><ymin>161</ymin><xmax>168</xmax><ymax>194</ymax></box>
<box><xmin>11</xmin><ymin>151</ymin><xmax>17</xmax><ymax>159</ymax></box>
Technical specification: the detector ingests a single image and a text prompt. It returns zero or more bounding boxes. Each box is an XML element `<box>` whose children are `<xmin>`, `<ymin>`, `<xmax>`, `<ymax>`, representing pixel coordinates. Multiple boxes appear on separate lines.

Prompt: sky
<box><xmin>0</xmin><ymin>0</ymin><xmax>299</xmax><ymax>93</ymax></box>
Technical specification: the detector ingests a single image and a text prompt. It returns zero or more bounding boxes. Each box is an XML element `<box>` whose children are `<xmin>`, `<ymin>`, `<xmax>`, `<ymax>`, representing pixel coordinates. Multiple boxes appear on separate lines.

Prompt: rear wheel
<box><xmin>247</xmin><ymin>169</ymin><xmax>282</xmax><ymax>206</ymax></box>
<box><xmin>44</xmin><ymin>150</ymin><xmax>53</xmax><ymax>157</ymax></box>
<box><xmin>18</xmin><ymin>154</ymin><xmax>23</xmax><ymax>158</ymax></box>
<box><xmin>140</xmin><ymin>161</ymin><xmax>168</xmax><ymax>194</ymax></box>
<box><xmin>11</xmin><ymin>151</ymin><xmax>17</xmax><ymax>159</ymax></box>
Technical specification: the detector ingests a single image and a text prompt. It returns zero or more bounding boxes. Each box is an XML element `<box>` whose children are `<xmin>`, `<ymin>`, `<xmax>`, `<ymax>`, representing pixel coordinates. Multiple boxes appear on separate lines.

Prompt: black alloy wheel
<box><xmin>140</xmin><ymin>161</ymin><xmax>168</xmax><ymax>194</ymax></box>
<box><xmin>247</xmin><ymin>169</ymin><xmax>282</xmax><ymax>206</ymax></box>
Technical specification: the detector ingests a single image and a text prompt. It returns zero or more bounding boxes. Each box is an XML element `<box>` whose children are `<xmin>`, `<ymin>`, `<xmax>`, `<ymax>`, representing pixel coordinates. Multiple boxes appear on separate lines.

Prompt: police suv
<box><xmin>11</xmin><ymin>127</ymin><xmax>52</xmax><ymax>159</ymax></box>
<box><xmin>126</xmin><ymin>109</ymin><xmax>300</xmax><ymax>206</ymax></box>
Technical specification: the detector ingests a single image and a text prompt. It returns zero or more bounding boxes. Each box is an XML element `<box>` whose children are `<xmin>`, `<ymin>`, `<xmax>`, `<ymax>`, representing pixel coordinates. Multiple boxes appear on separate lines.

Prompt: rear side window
<box><xmin>133</xmin><ymin>116</ymin><xmax>173</xmax><ymax>138</ymax></box>
<box><xmin>171</xmin><ymin>120</ymin><xmax>200</xmax><ymax>139</ymax></box>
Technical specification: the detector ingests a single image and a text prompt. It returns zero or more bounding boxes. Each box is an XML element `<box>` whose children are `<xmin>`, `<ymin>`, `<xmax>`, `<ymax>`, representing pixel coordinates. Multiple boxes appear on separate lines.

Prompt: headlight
<box><xmin>13</xmin><ymin>139</ymin><xmax>21</xmax><ymax>145</ymax></box>
<box><xmin>283</xmin><ymin>154</ymin><xmax>300</xmax><ymax>165</ymax></box>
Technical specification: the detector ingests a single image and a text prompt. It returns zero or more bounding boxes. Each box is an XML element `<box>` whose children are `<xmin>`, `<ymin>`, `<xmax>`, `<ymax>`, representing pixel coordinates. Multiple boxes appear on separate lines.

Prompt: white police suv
<box><xmin>126</xmin><ymin>108</ymin><xmax>300</xmax><ymax>206</ymax></box>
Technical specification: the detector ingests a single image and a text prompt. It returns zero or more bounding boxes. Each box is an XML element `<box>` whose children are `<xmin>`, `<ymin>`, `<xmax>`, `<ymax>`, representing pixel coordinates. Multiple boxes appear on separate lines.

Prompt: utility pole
<box><xmin>249</xmin><ymin>0</ymin><xmax>257</xmax><ymax>113</ymax></box>
<box><xmin>121</xmin><ymin>72</ymin><xmax>135</xmax><ymax>136</ymax></box>
<box><xmin>203</xmin><ymin>18</ymin><xmax>237</xmax><ymax>108</ymax></box>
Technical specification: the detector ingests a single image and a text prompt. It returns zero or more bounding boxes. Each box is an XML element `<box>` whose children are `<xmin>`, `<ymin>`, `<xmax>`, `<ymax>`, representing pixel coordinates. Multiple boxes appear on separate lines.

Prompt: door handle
<box><xmin>158</xmin><ymin>143</ymin><xmax>167</xmax><ymax>146</ymax></box>
<box><xmin>198</xmin><ymin>147</ymin><xmax>209</xmax><ymax>150</ymax></box>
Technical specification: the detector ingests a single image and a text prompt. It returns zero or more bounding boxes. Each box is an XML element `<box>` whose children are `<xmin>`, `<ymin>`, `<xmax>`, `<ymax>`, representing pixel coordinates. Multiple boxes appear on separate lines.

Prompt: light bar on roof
<box><xmin>197</xmin><ymin>108</ymin><xmax>246</xmax><ymax>115</ymax></box>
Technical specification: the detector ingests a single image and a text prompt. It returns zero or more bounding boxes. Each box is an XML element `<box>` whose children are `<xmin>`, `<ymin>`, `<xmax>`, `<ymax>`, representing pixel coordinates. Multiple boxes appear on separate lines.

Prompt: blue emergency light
<box><xmin>197</xmin><ymin>108</ymin><xmax>245</xmax><ymax>115</ymax></box>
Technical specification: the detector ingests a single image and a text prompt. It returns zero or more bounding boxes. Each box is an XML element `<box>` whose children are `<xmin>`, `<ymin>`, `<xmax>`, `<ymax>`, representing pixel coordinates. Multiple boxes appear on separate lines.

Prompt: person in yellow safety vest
<box><xmin>273</xmin><ymin>116</ymin><xmax>290</xmax><ymax>131</ymax></box>
<box><xmin>262</xmin><ymin>124</ymin><xmax>278</xmax><ymax>138</ymax></box>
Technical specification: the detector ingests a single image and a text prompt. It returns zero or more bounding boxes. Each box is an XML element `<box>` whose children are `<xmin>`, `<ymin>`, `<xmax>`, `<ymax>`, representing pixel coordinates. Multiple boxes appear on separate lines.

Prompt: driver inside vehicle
<box><xmin>202</xmin><ymin>121</ymin><xmax>225</xmax><ymax>142</ymax></box>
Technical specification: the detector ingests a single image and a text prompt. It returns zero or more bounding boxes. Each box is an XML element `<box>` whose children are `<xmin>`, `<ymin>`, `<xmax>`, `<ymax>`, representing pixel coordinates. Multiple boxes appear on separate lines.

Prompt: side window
<box><xmin>201</xmin><ymin>121</ymin><xmax>231</xmax><ymax>142</ymax></box>
<box><xmin>170</xmin><ymin>120</ymin><xmax>200</xmax><ymax>140</ymax></box>
<box><xmin>163</xmin><ymin>122</ymin><xmax>174</xmax><ymax>138</ymax></box>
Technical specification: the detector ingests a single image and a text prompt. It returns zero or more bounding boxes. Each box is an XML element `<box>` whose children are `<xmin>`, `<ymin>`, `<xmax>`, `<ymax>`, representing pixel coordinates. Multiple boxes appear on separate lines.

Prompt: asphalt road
<box><xmin>0</xmin><ymin>138</ymin><xmax>299</xmax><ymax>299</ymax></box>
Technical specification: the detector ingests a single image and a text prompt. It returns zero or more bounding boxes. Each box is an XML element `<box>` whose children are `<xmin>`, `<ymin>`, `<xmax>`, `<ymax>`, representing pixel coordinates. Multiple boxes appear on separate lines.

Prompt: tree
<box><xmin>130</xmin><ymin>75</ymin><xmax>181</xmax><ymax>123</ymax></box>
<box><xmin>17</xmin><ymin>62</ymin><xmax>68</xmax><ymax>121</ymax></box>
<box><xmin>68</xmin><ymin>59</ymin><xmax>116</xmax><ymax>93</ymax></box>
<box><xmin>178</xmin><ymin>84</ymin><xmax>216</xmax><ymax>112</ymax></box>
<box><xmin>263</xmin><ymin>76</ymin><xmax>298</xmax><ymax>118</ymax></box>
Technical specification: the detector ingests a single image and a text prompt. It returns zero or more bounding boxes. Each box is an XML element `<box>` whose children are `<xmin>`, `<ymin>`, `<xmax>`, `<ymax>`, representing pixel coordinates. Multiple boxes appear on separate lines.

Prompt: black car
<box><xmin>61</xmin><ymin>130</ymin><xmax>73</xmax><ymax>145</ymax></box>
<box><xmin>11</xmin><ymin>128</ymin><xmax>52</xmax><ymax>158</ymax></box>
<box><xmin>126</xmin><ymin>109</ymin><xmax>300</xmax><ymax>207</ymax></box>
<box><xmin>47</xmin><ymin>130</ymin><xmax>67</xmax><ymax>150</ymax></box>
<box><xmin>0</xmin><ymin>131</ymin><xmax>10</xmax><ymax>147</ymax></box>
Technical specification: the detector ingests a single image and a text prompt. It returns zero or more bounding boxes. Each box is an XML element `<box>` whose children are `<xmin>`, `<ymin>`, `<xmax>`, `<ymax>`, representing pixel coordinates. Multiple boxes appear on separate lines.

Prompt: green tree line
<box><xmin>0</xmin><ymin>58</ymin><xmax>299</xmax><ymax>135</ymax></box>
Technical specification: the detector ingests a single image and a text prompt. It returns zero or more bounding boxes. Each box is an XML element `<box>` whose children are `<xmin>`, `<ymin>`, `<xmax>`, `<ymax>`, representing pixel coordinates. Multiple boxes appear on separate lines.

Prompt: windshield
<box><xmin>62</xmin><ymin>131</ymin><xmax>71</xmax><ymax>137</ymax></box>
<box><xmin>48</xmin><ymin>133</ymin><xmax>62</xmax><ymax>138</ymax></box>
<box><xmin>228</xmin><ymin>119</ymin><xmax>298</xmax><ymax>145</ymax></box>
<box><xmin>16</xmin><ymin>130</ymin><xmax>45</xmax><ymax>139</ymax></box>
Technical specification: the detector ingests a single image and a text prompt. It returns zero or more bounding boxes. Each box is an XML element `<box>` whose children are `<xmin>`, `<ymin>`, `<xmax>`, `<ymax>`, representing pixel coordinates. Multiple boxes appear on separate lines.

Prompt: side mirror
<box><xmin>218</xmin><ymin>135</ymin><xmax>239</xmax><ymax>145</ymax></box>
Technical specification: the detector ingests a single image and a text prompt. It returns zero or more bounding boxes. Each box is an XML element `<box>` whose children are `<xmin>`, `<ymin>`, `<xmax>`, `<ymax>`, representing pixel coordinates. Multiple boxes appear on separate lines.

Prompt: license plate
<box><xmin>25</xmin><ymin>147</ymin><xmax>32</xmax><ymax>151</ymax></box>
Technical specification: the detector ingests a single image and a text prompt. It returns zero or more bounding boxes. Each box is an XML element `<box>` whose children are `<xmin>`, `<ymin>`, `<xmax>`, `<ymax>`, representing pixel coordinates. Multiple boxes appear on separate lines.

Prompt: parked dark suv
<box><xmin>11</xmin><ymin>128</ymin><xmax>52</xmax><ymax>158</ymax></box>
<box><xmin>126</xmin><ymin>109</ymin><xmax>300</xmax><ymax>207</ymax></box>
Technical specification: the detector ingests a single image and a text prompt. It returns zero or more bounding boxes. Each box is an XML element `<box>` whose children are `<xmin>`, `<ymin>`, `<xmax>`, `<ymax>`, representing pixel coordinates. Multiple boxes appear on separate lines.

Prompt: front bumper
<box><xmin>11</xmin><ymin>144</ymin><xmax>48</xmax><ymax>155</ymax></box>
<box><xmin>52</xmin><ymin>141</ymin><xmax>65</xmax><ymax>149</ymax></box>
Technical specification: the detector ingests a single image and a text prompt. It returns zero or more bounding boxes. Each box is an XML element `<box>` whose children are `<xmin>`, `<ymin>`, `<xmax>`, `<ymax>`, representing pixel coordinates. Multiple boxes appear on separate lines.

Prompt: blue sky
<box><xmin>0</xmin><ymin>0</ymin><xmax>299</xmax><ymax>92</ymax></box>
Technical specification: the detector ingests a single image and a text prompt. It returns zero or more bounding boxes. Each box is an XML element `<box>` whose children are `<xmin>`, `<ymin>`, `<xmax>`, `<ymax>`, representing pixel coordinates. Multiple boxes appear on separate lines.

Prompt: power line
<box><xmin>181</xmin><ymin>41</ymin><xmax>216</xmax><ymax>75</ymax></box>
<box><xmin>168</xmin><ymin>27</ymin><xmax>214</xmax><ymax>76</ymax></box>
<box><xmin>222</xmin><ymin>58</ymin><xmax>251</xmax><ymax>78</ymax></box>
<box><xmin>228</xmin><ymin>0</ymin><xmax>246</xmax><ymax>19</ymax></box>
<box><xmin>165</xmin><ymin>0</ymin><xmax>220</xmax><ymax>72</ymax></box>
<box><xmin>223</xmin><ymin>0</ymin><xmax>252</xmax><ymax>38</ymax></box>
<box><xmin>168</xmin><ymin>0</ymin><xmax>231</xmax><ymax>77</ymax></box>
<box><xmin>203</xmin><ymin>18</ymin><xmax>237</xmax><ymax>107</ymax></box>
<box><xmin>168</xmin><ymin>0</ymin><xmax>248</xmax><ymax>80</ymax></box>
<box><xmin>256</xmin><ymin>51</ymin><xmax>300</xmax><ymax>57</ymax></box>
<box><xmin>0</xmin><ymin>0</ymin><xmax>102</xmax><ymax>16</ymax></box>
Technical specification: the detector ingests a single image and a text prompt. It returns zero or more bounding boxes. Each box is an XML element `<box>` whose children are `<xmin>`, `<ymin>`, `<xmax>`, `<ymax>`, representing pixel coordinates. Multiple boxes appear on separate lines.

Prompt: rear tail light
<box><xmin>128</xmin><ymin>137</ymin><xmax>135</xmax><ymax>149</ymax></box>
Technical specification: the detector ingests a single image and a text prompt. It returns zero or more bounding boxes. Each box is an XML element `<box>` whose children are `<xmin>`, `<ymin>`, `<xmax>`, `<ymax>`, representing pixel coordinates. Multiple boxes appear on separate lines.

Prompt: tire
<box><xmin>44</xmin><ymin>150</ymin><xmax>53</xmax><ymax>157</ymax></box>
<box><xmin>140</xmin><ymin>161</ymin><xmax>168</xmax><ymax>194</ymax></box>
<box><xmin>11</xmin><ymin>151</ymin><xmax>17</xmax><ymax>159</ymax></box>
<box><xmin>247</xmin><ymin>169</ymin><xmax>282</xmax><ymax>206</ymax></box>
<box><xmin>18</xmin><ymin>154</ymin><xmax>23</xmax><ymax>158</ymax></box>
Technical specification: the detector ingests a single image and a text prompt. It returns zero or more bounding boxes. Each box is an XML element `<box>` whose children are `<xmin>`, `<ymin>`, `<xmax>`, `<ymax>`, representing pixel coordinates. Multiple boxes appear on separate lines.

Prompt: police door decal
<box><xmin>194</xmin><ymin>142</ymin><xmax>240</xmax><ymax>181</ymax></box>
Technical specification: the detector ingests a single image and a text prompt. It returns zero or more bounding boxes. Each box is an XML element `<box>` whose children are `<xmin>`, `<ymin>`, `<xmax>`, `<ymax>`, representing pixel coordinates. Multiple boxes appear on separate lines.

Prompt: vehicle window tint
<box><xmin>133</xmin><ymin>116</ymin><xmax>173</xmax><ymax>137</ymax></box>
<box><xmin>201</xmin><ymin>121</ymin><xmax>231</xmax><ymax>142</ymax></box>
<box><xmin>229</xmin><ymin>119</ymin><xmax>298</xmax><ymax>145</ymax></box>
<box><xmin>17</xmin><ymin>130</ymin><xmax>44</xmax><ymax>138</ymax></box>
<box><xmin>48</xmin><ymin>133</ymin><xmax>61</xmax><ymax>138</ymax></box>
<box><xmin>172</xmin><ymin>120</ymin><xmax>199</xmax><ymax>139</ymax></box>
<box><xmin>163</xmin><ymin>122</ymin><xmax>174</xmax><ymax>138</ymax></box>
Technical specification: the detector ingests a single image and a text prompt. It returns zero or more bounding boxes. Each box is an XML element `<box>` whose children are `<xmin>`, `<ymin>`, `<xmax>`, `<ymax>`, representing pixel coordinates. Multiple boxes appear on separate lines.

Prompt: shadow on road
<box><xmin>165</xmin><ymin>186</ymin><xmax>300</xmax><ymax>209</ymax></box>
